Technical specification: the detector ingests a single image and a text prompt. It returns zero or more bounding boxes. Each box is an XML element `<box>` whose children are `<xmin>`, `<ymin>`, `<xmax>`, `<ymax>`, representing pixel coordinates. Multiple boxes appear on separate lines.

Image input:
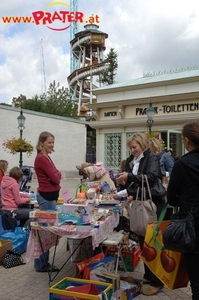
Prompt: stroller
<box><xmin>19</xmin><ymin>165</ymin><xmax>34</xmax><ymax>193</ymax></box>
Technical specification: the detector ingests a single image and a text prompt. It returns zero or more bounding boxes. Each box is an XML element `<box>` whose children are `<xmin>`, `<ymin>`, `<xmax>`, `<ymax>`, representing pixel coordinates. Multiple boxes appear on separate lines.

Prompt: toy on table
<box><xmin>80</xmin><ymin>162</ymin><xmax>117</xmax><ymax>193</ymax></box>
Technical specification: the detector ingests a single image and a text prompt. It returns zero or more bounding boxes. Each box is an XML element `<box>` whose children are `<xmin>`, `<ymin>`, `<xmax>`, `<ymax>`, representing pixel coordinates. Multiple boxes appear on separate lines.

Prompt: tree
<box><xmin>12</xmin><ymin>81</ymin><xmax>78</xmax><ymax>119</ymax></box>
<box><xmin>99</xmin><ymin>48</ymin><xmax>118</xmax><ymax>85</ymax></box>
<box><xmin>12</xmin><ymin>94</ymin><xmax>27</xmax><ymax>108</ymax></box>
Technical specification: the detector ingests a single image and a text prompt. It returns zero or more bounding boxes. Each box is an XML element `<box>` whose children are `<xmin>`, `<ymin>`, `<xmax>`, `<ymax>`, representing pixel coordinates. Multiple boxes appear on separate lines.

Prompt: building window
<box><xmin>104</xmin><ymin>133</ymin><xmax>122</xmax><ymax>169</ymax></box>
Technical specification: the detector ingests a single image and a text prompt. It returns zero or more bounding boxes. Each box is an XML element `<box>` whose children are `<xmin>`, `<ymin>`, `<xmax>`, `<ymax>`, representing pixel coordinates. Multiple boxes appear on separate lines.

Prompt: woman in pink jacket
<box><xmin>1</xmin><ymin>166</ymin><xmax>31</xmax><ymax>226</ymax></box>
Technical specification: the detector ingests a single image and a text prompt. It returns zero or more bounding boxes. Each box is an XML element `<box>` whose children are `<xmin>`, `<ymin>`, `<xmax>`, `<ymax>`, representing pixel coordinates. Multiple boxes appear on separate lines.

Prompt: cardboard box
<box><xmin>29</xmin><ymin>210</ymin><xmax>59</xmax><ymax>219</ymax></box>
<box><xmin>0</xmin><ymin>240</ymin><xmax>12</xmax><ymax>265</ymax></box>
<box><xmin>76</xmin><ymin>252</ymin><xmax>105</xmax><ymax>277</ymax></box>
<box><xmin>83</xmin><ymin>256</ymin><xmax>116</xmax><ymax>279</ymax></box>
<box><xmin>49</xmin><ymin>277</ymin><xmax>113</xmax><ymax>300</ymax></box>
<box><xmin>62</xmin><ymin>202</ymin><xmax>94</xmax><ymax>215</ymax></box>
<box><xmin>120</xmin><ymin>276</ymin><xmax>143</xmax><ymax>300</ymax></box>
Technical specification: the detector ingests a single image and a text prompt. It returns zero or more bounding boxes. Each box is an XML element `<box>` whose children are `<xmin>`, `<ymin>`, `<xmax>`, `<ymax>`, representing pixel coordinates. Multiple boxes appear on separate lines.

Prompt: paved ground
<box><xmin>0</xmin><ymin>177</ymin><xmax>192</xmax><ymax>299</ymax></box>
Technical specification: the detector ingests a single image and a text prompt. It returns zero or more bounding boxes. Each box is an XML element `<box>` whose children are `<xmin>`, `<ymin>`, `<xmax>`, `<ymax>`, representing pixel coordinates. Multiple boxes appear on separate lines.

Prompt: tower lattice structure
<box><xmin>70</xmin><ymin>0</ymin><xmax>78</xmax><ymax>73</ymax></box>
<box><xmin>67</xmin><ymin>24</ymin><xmax>109</xmax><ymax>116</ymax></box>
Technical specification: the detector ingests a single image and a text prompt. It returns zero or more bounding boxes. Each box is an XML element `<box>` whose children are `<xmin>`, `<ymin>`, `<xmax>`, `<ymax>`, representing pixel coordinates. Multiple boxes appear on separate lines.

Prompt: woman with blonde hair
<box><xmin>116</xmin><ymin>132</ymin><xmax>164</xmax><ymax>295</ymax></box>
<box><xmin>148</xmin><ymin>137</ymin><xmax>174</xmax><ymax>178</ymax></box>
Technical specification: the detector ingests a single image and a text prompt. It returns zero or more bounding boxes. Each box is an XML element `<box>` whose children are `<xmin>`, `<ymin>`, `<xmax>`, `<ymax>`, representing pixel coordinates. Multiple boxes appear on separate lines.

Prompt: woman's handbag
<box><xmin>150</xmin><ymin>178</ymin><xmax>167</xmax><ymax>198</ymax></box>
<box><xmin>163</xmin><ymin>209</ymin><xmax>196</xmax><ymax>253</ymax></box>
<box><xmin>2</xmin><ymin>249</ymin><xmax>26</xmax><ymax>268</ymax></box>
<box><xmin>129</xmin><ymin>175</ymin><xmax>157</xmax><ymax>237</ymax></box>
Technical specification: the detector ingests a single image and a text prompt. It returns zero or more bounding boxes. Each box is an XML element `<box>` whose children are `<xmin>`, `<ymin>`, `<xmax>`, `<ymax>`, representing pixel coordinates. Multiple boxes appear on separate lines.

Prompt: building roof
<box><xmin>94</xmin><ymin>67</ymin><xmax>199</xmax><ymax>93</ymax></box>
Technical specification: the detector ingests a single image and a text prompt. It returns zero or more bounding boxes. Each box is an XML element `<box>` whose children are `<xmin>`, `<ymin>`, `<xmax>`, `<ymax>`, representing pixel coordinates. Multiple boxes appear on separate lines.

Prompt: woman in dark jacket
<box><xmin>167</xmin><ymin>122</ymin><xmax>199</xmax><ymax>300</ymax></box>
<box><xmin>117</xmin><ymin>132</ymin><xmax>165</xmax><ymax>296</ymax></box>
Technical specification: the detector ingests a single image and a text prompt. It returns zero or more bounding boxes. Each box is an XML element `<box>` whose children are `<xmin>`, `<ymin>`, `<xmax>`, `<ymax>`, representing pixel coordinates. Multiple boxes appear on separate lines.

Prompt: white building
<box><xmin>88</xmin><ymin>67</ymin><xmax>199</xmax><ymax>170</ymax></box>
<box><xmin>0</xmin><ymin>105</ymin><xmax>87</xmax><ymax>177</ymax></box>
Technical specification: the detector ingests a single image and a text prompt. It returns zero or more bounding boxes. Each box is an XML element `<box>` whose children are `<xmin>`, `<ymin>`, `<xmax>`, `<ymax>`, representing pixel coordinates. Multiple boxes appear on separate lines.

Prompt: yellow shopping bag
<box><xmin>141</xmin><ymin>204</ymin><xmax>189</xmax><ymax>290</ymax></box>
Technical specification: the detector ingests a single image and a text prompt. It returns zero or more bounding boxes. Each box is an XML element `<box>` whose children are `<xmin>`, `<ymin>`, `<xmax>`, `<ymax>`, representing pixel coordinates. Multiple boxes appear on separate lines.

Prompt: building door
<box><xmin>86</xmin><ymin>126</ymin><xmax>96</xmax><ymax>163</ymax></box>
<box><xmin>161</xmin><ymin>130</ymin><xmax>183</xmax><ymax>158</ymax></box>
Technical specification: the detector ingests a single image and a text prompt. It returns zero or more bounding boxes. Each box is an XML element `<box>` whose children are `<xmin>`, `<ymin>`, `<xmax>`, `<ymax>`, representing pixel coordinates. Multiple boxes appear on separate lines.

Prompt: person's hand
<box><xmin>127</xmin><ymin>195</ymin><xmax>133</xmax><ymax>201</ymax></box>
<box><xmin>116</xmin><ymin>172</ymin><xmax>128</xmax><ymax>184</ymax></box>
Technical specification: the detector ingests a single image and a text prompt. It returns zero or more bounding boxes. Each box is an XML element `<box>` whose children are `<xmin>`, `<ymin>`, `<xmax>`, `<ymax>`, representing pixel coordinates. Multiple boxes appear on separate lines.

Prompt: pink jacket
<box><xmin>1</xmin><ymin>176</ymin><xmax>30</xmax><ymax>210</ymax></box>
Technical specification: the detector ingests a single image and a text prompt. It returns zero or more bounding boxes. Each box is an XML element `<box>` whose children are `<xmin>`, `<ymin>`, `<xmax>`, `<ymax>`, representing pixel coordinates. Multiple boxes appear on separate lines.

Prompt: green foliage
<box><xmin>2</xmin><ymin>137</ymin><xmax>34</xmax><ymax>156</ymax></box>
<box><xmin>12</xmin><ymin>81</ymin><xmax>78</xmax><ymax>119</ymax></box>
<box><xmin>99</xmin><ymin>48</ymin><xmax>118</xmax><ymax>85</ymax></box>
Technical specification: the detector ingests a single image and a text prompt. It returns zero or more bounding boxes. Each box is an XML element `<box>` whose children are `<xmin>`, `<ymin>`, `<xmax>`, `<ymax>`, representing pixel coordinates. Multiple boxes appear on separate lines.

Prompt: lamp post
<box><xmin>146</xmin><ymin>101</ymin><xmax>155</xmax><ymax>134</ymax></box>
<box><xmin>17</xmin><ymin>108</ymin><xmax>26</xmax><ymax>168</ymax></box>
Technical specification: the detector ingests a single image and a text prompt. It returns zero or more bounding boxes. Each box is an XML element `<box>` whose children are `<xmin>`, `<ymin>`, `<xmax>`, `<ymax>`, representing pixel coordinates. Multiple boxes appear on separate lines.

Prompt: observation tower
<box><xmin>67</xmin><ymin>24</ymin><xmax>109</xmax><ymax>116</ymax></box>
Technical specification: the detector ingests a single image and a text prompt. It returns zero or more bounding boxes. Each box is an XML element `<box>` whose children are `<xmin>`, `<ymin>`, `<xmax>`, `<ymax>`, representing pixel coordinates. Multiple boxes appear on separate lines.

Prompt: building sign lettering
<box><xmin>136</xmin><ymin>102</ymin><xmax>199</xmax><ymax>115</ymax></box>
<box><xmin>136</xmin><ymin>107</ymin><xmax>158</xmax><ymax>115</ymax></box>
<box><xmin>104</xmin><ymin>111</ymin><xmax>117</xmax><ymax>117</ymax></box>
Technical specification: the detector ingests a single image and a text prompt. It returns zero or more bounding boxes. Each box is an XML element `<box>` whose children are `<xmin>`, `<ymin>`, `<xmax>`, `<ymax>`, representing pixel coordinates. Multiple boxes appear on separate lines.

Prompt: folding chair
<box><xmin>101</xmin><ymin>231</ymin><xmax>127</xmax><ymax>273</ymax></box>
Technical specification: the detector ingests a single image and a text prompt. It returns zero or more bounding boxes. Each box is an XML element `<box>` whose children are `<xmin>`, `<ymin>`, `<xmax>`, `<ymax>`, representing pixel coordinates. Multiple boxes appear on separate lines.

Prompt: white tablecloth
<box><xmin>26</xmin><ymin>212</ymin><xmax>119</xmax><ymax>261</ymax></box>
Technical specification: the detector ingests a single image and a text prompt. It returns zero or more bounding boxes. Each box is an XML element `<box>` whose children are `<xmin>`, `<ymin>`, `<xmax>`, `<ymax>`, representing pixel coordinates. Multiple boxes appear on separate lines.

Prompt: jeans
<box><xmin>184</xmin><ymin>252</ymin><xmax>199</xmax><ymax>300</ymax></box>
<box><xmin>34</xmin><ymin>192</ymin><xmax>57</xmax><ymax>271</ymax></box>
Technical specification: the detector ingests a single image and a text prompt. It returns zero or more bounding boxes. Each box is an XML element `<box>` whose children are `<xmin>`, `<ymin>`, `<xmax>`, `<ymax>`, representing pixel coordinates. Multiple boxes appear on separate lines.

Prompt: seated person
<box><xmin>1</xmin><ymin>166</ymin><xmax>32</xmax><ymax>227</ymax></box>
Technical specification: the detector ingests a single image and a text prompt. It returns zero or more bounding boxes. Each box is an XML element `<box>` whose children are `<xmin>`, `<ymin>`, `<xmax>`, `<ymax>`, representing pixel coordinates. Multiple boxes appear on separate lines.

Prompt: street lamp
<box><xmin>17</xmin><ymin>108</ymin><xmax>26</xmax><ymax>168</ymax></box>
<box><xmin>146</xmin><ymin>101</ymin><xmax>155</xmax><ymax>134</ymax></box>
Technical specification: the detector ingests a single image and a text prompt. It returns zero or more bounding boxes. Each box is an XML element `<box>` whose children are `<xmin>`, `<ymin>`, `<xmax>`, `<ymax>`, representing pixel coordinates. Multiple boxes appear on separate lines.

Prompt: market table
<box><xmin>26</xmin><ymin>212</ymin><xmax>120</xmax><ymax>285</ymax></box>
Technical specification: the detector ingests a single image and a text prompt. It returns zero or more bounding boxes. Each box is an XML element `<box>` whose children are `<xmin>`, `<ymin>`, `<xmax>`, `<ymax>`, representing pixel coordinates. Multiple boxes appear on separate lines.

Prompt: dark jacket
<box><xmin>126</xmin><ymin>149</ymin><xmax>164</xmax><ymax>216</ymax></box>
<box><xmin>167</xmin><ymin>148</ymin><xmax>199</xmax><ymax>211</ymax></box>
<box><xmin>167</xmin><ymin>148</ymin><xmax>199</xmax><ymax>252</ymax></box>
<box><xmin>127</xmin><ymin>149</ymin><xmax>162</xmax><ymax>187</ymax></box>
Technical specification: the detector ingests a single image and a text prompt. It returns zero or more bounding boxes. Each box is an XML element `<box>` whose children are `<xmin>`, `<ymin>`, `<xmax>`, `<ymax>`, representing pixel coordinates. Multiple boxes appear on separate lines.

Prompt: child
<box><xmin>1</xmin><ymin>167</ymin><xmax>32</xmax><ymax>226</ymax></box>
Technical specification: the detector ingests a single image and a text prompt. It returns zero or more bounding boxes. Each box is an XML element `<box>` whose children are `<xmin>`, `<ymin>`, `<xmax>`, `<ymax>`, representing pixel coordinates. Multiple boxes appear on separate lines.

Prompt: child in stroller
<box><xmin>19</xmin><ymin>165</ymin><xmax>34</xmax><ymax>193</ymax></box>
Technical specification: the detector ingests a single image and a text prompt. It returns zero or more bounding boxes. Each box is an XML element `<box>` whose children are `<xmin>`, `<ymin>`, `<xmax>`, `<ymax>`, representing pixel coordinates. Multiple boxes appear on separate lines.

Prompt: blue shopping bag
<box><xmin>0</xmin><ymin>226</ymin><xmax>30</xmax><ymax>253</ymax></box>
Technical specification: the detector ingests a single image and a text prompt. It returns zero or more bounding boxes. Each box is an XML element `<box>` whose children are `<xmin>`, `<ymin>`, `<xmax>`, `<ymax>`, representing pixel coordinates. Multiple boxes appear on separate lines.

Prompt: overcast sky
<box><xmin>0</xmin><ymin>0</ymin><xmax>199</xmax><ymax>104</ymax></box>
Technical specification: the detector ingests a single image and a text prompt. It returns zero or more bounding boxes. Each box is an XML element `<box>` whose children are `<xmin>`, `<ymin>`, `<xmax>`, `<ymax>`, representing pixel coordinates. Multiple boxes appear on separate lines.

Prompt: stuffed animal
<box><xmin>80</xmin><ymin>162</ymin><xmax>117</xmax><ymax>192</ymax></box>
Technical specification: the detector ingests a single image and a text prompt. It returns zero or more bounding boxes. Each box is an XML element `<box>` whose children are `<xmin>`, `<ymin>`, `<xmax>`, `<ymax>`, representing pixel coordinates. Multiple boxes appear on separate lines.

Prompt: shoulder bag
<box><xmin>129</xmin><ymin>175</ymin><xmax>157</xmax><ymax>237</ymax></box>
<box><xmin>150</xmin><ymin>178</ymin><xmax>167</xmax><ymax>198</ymax></box>
<box><xmin>163</xmin><ymin>169</ymin><xmax>198</xmax><ymax>253</ymax></box>
<box><xmin>163</xmin><ymin>207</ymin><xmax>196</xmax><ymax>253</ymax></box>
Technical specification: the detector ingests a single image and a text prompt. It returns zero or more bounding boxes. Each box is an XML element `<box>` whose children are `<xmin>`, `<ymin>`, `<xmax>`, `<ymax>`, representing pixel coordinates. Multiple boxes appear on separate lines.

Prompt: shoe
<box><xmin>36</xmin><ymin>265</ymin><xmax>59</xmax><ymax>273</ymax></box>
<box><xmin>142</xmin><ymin>286</ymin><xmax>163</xmax><ymax>295</ymax></box>
<box><xmin>142</xmin><ymin>278</ymin><xmax>151</xmax><ymax>284</ymax></box>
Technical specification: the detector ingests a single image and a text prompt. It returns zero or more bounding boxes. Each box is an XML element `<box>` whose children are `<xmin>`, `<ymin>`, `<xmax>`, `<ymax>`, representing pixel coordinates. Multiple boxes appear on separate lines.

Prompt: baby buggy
<box><xmin>19</xmin><ymin>165</ymin><xmax>34</xmax><ymax>193</ymax></box>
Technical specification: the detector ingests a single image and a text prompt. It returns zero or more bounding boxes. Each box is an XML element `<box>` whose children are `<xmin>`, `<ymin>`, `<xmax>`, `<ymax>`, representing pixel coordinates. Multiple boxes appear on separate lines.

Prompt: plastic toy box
<box><xmin>49</xmin><ymin>277</ymin><xmax>113</xmax><ymax>300</ymax></box>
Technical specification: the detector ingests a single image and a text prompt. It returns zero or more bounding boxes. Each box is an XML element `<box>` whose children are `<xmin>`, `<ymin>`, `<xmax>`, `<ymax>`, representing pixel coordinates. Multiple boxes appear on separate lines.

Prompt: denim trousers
<box><xmin>34</xmin><ymin>192</ymin><xmax>57</xmax><ymax>271</ymax></box>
